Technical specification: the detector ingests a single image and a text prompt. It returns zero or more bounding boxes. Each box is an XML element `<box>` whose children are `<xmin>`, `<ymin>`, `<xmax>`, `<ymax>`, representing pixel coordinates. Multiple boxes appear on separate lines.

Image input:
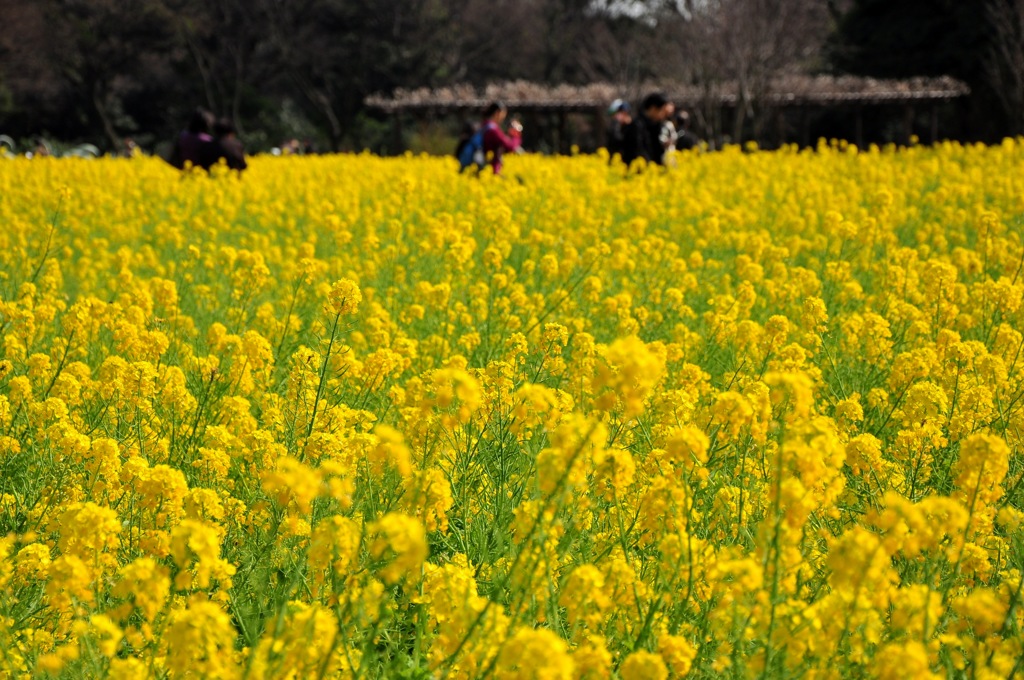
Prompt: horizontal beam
<box><xmin>366</xmin><ymin>77</ymin><xmax>971</xmax><ymax>113</ymax></box>
<box><xmin>367</xmin><ymin>93</ymin><xmax>969</xmax><ymax>114</ymax></box>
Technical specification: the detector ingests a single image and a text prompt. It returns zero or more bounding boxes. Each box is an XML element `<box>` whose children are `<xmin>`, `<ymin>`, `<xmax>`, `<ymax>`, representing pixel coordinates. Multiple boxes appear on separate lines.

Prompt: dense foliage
<box><xmin>2</xmin><ymin>0</ymin><xmax>1022</xmax><ymax>151</ymax></box>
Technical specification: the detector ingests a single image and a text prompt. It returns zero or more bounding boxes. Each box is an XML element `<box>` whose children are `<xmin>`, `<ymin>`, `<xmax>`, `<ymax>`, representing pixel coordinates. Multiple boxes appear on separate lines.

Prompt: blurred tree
<box><xmin>166</xmin><ymin>0</ymin><xmax>270</xmax><ymax>134</ymax></box>
<box><xmin>0</xmin><ymin>0</ymin><xmax>1011</xmax><ymax>149</ymax></box>
<box><xmin>987</xmin><ymin>0</ymin><xmax>1024</xmax><ymax>134</ymax></box>
<box><xmin>261</xmin><ymin>0</ymin><xmax>461</xmax><ymax>151</ymax></box>
<box><xmin>646</xmin><ymin>0</ymin><xmax>829</xmax><ymax>144</ymax></box>
<box><xmin>829</xmin><ymin>0</ymin><xmax>1001</xmax><ymax>140</ymax></box>
<box><xmin>0</xmin><ymin>2</ymin><xmax>63</xmax><ymax>132</ymax></box>
<box><xmin>829</xmin><ymin>0</ymin><xmax>985</xmax><ymax>80</ymax></box>
<box><xmin>37</xmin><ymin>0</ymin><xmax>178</xmax><ymax>149</ymax></box>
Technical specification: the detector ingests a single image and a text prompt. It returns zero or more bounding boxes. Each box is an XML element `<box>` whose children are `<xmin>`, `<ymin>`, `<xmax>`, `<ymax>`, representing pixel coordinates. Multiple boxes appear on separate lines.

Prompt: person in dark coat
<box><xmin>675</xmin><ymin>110</ymin><xmax>701</xmax><ymax>151</ymax></box>
<box><xmin>621</xmin><ymin>92</ymin><xmax>672</xmax><ymax>168</ymax></box>
<box><xmin>168</xmin><ymin>108</ymin><xmax>215</xmax><ymax>170</ymax></box>
<box><xmin>210</xmin><ymin>118</ymin><xmax>247</xmax><ymax>171</ymax></box>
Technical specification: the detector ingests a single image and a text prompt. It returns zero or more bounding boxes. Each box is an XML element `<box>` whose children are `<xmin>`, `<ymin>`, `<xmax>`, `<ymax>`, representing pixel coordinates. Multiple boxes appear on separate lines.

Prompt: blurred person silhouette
<box><xmin>454</xmin><ymin>121</ymin><xmax>476</xmax><ymax>164</ymax></box>
<box><xmin>621</xmin><ymin>92</ymin><xmax>672</xmax><ymax>168</ymax></box>
<box><xmin>458</xmin><ymin>101</ymin><xmax>522</xmax><ymax>176</ymax></box>
<box><xmin>121</xmin><ymin>137</ymin><xmax>140</xmax><ymax>158</ymax></box>
<box><xmin>206</xmin><ymin>118</ymin><xmax>247</xmax><ymax>171</ymax></box>
<box><xmin>675</xmin><ymin>110</ymin><xmax>701</xmax><ymax>151</ymax></box>
<box><xmin>659</xmin><ymin>101</ymin><xmax>679</xmax><ymax>165</ymax></box>
<box><xmin>606</xmin><ymin>99</ymin><xmax>632</xmax><ymax>162</ymax></box>
<box><xmin>31</xmin><ymin>139</ymin><xmax>51</xmax><ymax>158</ymax></box>
<box><xmin>168</xmin><ymin>108</ymin><xmax>215</xmax><ymax>170</ymax></box>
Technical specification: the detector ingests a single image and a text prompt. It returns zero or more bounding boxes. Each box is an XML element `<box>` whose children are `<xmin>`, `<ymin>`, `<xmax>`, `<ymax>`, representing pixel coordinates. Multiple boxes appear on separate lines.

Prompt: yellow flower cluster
<box><xmin>1</xmin><ymin>141</ymin><xmax>1024</xmax><ymax>677</ymax></box>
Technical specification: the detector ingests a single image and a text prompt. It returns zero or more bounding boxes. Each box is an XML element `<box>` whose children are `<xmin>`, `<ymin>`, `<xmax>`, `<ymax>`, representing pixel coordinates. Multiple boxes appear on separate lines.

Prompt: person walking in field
<box><xmin>621</xmin><ymin>92</ymin><xmax>672</xmax><ymax>169</ymax></box>
<box><xmin>458</xmin><ymin>101</ymin><xmax>523</xmax><ymax>175</ymax></box>
<box><xmin>675</xmin><ymin>109</ymin><xmax>701</xmax><ymax>151</ymax></box>
<box><xmin>168</xmin><ymin>110</ymin><xmax>247</xmax><ymax>173</ymax></box>
<box><xmin>207</xmin><ymin>118</ymin><xmax>247</xmax><ymax>172</ymax></box>
<box><xmin>168</xmin><ymin>108</ymin><xmax>216</xmax><ymax>170</ymax></box>
<box><xmin>658</xmin><ymin>100</ymin><xmax>679</xmax><ymax>166</ymax></box>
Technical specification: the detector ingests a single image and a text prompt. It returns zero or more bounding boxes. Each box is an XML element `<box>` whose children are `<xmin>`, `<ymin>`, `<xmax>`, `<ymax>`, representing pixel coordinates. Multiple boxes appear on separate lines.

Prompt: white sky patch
<box><xmin>589</xmin><ymin>0</ymin><xmax>703</xmax><ymax>23</ymax></box>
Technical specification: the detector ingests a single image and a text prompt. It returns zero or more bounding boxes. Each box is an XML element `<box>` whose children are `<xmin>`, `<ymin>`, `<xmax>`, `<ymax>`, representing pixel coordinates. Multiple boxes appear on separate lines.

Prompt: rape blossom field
<box><xmin>1</xmin><ymin>144</ymin><xmax>1023</xmax><ymax>679</ymax></box>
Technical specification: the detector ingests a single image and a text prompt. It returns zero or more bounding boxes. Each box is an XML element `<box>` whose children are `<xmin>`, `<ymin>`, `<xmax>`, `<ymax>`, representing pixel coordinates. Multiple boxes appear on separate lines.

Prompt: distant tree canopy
<box><xmin>830</xmin><ymin>0</ymin><xmax>985</xmax><ymax>80</ymax></box>
<box><xmin>0</xmin><ymin>0</ymin><xmax>1020</xmax><ymax>151</ymax></box>
<box><xmin>830</xmin><ymin>0</ymin><xmax>1024</xmax><ymax>138</ymax></box>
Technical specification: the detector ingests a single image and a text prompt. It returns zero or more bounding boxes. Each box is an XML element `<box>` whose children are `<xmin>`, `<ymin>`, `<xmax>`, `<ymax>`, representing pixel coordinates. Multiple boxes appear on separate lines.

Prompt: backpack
<box><xmin>457</xmin><ymin>123</ymin><xmax>491</xmax><ymax>172</ymax></box>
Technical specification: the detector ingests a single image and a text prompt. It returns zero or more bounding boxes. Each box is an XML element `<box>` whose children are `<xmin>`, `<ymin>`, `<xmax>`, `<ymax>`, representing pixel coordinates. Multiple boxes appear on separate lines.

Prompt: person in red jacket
<box><xmin>480</xmin><ymin>101</ymin><xmax>522</xmax><ymax>175</ymax></box>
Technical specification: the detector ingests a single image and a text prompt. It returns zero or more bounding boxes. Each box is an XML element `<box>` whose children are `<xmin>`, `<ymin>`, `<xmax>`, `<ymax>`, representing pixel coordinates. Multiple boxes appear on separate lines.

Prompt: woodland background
<box><xmin>3</xmin><ymin>0</ymin><xmax>1024</xmax><ymax>153</ymax></box>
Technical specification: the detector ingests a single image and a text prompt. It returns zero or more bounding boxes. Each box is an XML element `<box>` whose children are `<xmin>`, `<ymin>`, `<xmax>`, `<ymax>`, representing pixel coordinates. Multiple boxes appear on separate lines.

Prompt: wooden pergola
<box><xmin>366</xmin><ymin>75</ymin><xmax>971</xmax><ymax>152</ymax></box>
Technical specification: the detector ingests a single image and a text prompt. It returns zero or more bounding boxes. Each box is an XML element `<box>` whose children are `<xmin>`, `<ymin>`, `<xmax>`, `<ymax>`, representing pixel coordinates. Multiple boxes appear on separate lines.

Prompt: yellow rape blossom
<box><xmin>2</xmin><ymin>146</ymin><xmax>1024</xmax><ymax>678</ymax></box>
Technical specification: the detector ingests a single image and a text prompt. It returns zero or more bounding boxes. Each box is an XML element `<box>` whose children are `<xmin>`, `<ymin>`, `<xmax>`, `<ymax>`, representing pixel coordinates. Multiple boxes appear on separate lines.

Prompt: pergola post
<box><xmin>417</xmin><ymin>109</ymin><xmax>430</xmax><ymax>153</ymax></box>
<box><xmin>595</xmin><ymin>107</ymin><xmax>607</xmax><ymax>151</ymax></box>
<box><xmin>391</xmin><ymin>111</ymin><xmax>403</xmax><ymax>156</ymax></box>
<box><xmin>557</xmin><ymin>111</ymin><xmax>568</xmax><ymax>154</ymax></box>
<box><xmin>525</xmin><ymin>110</ymin><xmax>542</xmax><ymax>152</ymax></box>
<box><xmin>855</xmin><ymin>105</ymin><xmax>864</xmax><ymax>149</ymax></box>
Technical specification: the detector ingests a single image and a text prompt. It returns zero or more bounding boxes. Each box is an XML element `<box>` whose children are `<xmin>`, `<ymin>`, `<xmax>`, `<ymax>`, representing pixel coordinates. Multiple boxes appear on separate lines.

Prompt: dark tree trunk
<box><xmin>92</xmin><ymin>81</ymin><xmax>121</xmax><ymax>151</ymax></box>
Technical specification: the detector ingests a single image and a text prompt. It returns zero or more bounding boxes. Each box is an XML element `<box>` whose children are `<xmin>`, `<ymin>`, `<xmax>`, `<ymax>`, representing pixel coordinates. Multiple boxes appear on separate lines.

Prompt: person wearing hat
<box><xmin>606</xmin><ymin>98</ymin><xmax>632</xmax><ymax>162</ymax></box>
